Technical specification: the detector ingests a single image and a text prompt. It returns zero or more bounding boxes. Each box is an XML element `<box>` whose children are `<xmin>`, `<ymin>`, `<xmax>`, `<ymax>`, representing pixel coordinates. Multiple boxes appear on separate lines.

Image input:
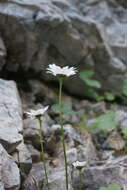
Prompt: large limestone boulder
<box><xmin>0</xmin><ymin>79</ymin><xmax>23</xmax><ymax>153</ymax></box>
<box><xmin>0</xmin><ymin>0</ymin><xmax>127</xmax><ymax>95</ymax></box>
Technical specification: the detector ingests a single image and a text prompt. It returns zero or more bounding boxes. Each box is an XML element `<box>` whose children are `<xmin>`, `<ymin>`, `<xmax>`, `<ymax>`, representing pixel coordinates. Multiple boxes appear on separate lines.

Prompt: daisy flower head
<box><xmin>26</xmin><ymin>106</ymin><xmax>49</xmax><ymax>118</ymax></box>
<box><xmin>46</xmin><ymin>63</ymin><xmax>77</xmax><ymax>77</ymax></box>
<box><xmin>72</xmin><ymin>161</ymin><xmax>87</xmax><ymax>170</ymax></box>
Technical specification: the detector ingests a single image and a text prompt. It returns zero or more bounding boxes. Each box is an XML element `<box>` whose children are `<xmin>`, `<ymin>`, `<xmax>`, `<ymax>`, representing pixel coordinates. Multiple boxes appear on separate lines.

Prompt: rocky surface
<box><xmin>72</xmin><ymin>155</ymin><xmax>127</xmax><ymax>190</ymax></box>
<box><xmin>23</xmin><ymin>112</ymin><xmax>54</xmax><ymax>149</ymax></box>
<box><xmin>12</xmin><ymin>142</ymin><xmax>32</xmax><ymax>180</ymax></box>
<box><xmin>0</xmin><ymin>0</ymin><xmax>127</xmax><ymax>95</ymax></box>
<box><xmin>1</xmin><ymin>77</ymin><xmax>127</xmax><ymax>189</ymax></box>
<box><xmin>0</xmin><ymin>144</ymin><xmax>20</xmax><ymax>190</ymax></box>
<box><xmin>1</xmin><ymin>0</ymin><xmax>127</xmax><ymax>189</ymax></box>
<box><xmin>0</xmin><ymin>79</ymin><xmax>23</xmax><ymax>153</ymax></box>
<box><xmin>22</xmin><ymin>163</ymin><xmax>73</xmax><ymax>190</ymax></box>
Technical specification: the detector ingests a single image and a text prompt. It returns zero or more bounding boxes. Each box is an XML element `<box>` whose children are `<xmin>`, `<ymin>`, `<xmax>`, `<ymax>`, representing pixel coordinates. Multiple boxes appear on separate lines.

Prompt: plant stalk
<box><xmin>59</xmin><ymin>77</ymin><xmax>69</xmax><ymax>190</ymax></box>
<box><xmin>38</xmin><ymin>117</ymin><xmax>50</xmax><ymax>190</ymax></box>
<box><xmin>79</xmin><ymin>169</ymin><xmax>82</xmax><ymax>190</ymax></box>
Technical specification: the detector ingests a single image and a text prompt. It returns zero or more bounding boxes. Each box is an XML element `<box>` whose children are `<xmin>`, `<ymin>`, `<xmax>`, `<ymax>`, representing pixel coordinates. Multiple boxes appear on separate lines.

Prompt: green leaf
<box><xmin>84</xmin><ymin>89</ymin><xmax>99</xmax><ymax>100</ymax></box>
<box><xmin>99</xmin><ymin>188</ymin><xmax>107</xmax><ymax>190</ymax></box>
<box><xmin>80</xmin><ymin>70</ymin><xmax>101</xmax><ymax>88</ymax></box>
<box><xmin>51</xmin><ymin>104</ymin><xmax>75</xmax><ymax>115</ymax></box>
<box><xmin>99</xmin><ymin>184</ymin><xmax>121</xmax><ymax>190</ymax></box>
<box><xmin>107</xmin><ymin>184</ymin><xmax>121</xmax><ymax>190</ymax></box>
<box><xmin>80</xmin><ymin>70</ymin><xmax>94</xmax><ymax>80</ymax></box>
<box><xmin>122</xmin><ymin>126</ymin><xmax>127</xmax><ymax>136</ymax></box>
<box><xmin>79</xmin><ymin>116</ymin><xmax>92</xmax><ymax>132</ymax></box>
<box><xmin>95</xmin><ymin>111</ymin><xmax>117</xmax><ymax>131</ymax></box>
<box><xmin>104</xmin><ymin>92</ymin><xmax>115</xmax><ymax>101</ymax></box>
<box><xmin>62</xmin><ymin>104</ymin><xmax>72</xmax><ymax>112</ymax></box>
<box><xmin>62</xmin><ymin>104</ymin><xmax>76</xmax><ymax>115</ymax></box>
<box><xmin>122</xmin><ymin>79</ymin><xmax>127</xmax><ymax>96</ymax></box>
<box><xmin>51</xmin><ymin>104</ymin><xmax>62</xmax><ymax>112</ymax></box>
<box><xmin>84</xmin><ymin>79</ymin><xmax>101</xmax><ymax>88</ymax></box>
<box><xmin>96</xmin><ymin>95</ymin><xmax>104</xmax><ymax>101</ymax></box>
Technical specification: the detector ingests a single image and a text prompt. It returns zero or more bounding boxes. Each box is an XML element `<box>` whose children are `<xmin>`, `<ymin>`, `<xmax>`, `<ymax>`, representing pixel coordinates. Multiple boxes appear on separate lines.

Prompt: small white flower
<box><xmin>72</xmin><ymin>161</ymin><xmax>87</xmax><ymax>169</ymax></box>
<box><xmin>46</xmin><ymin>63</ymin><xmax>77</xmax><ymax>77</ymax></box>
<box><xmin>26</xmin><ymin>106</ymin><xmax>49</xmax><ymax>118</ymax></box>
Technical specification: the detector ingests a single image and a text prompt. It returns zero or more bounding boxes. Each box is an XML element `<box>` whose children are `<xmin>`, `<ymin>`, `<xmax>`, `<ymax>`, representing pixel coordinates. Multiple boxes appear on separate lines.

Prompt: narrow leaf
<box><xmin>84</xmin><ymin>79</ymin><xmax>101</xmax><ymax>88</ymax></box>
<box><xmin>80</xmin><ymin>70</ymin><xmax>94</xmax><ymax>80</ymax></box>
<box><xmin>51</xmin><ymin>104</ymin><xmax>62</xmax><ymax>112</ymax></box>
<box><xmin>84</xmin><ymin>89</ymin><xmax>99</xmax><ymax>100</ymax></box>
<box><xmin>122</xmin><ymin>79</ymin><xmax>127</xmax><ymax>96</ymax></box>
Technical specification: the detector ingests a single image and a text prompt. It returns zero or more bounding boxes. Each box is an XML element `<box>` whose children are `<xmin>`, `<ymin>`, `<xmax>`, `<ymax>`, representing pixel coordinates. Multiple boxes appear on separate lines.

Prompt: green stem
<box><xmin>59</xmin><ymin>77</ymin><xmax>69</xmax><ymax>190</ymax></box>
<box><xmin>79</xmin><ymin>169</ymin><xmax>82</xmax><ymax>190</ymax></box>
<box><xmin>38</xmin><ymin>117</ymin><xmax>50</xmax><ymax>190</ymax></box>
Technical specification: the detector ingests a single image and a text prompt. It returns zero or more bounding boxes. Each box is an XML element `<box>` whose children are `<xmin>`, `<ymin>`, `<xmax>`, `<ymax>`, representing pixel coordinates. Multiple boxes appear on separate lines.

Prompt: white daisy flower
<box><xmin>26</xmin><ymin>106</ymin><xmax>49</xmax><ymax>118</ymax></box>
<box><xmin>46</xmin><ymin>63</ymin><xmax>77</xmax><ymax>77</ymax></box>
<box><xmin>72</xmin><ymin>161</ymin><xmax>87</xmax><ymax>170</ymax></box>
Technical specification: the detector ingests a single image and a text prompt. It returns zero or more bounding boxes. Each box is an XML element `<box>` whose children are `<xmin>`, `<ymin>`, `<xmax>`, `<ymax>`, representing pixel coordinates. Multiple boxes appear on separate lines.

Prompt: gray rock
<box><xmin>0</xmin><ymin>183</ymin><xmax>4</xmax><ymax>190</ymax></box>
<box><xmin>50</xmin><ymin>124</ymin><xmax>83</xmax><ymax>145</ymax></box>
<box><xmin>22</xmin><ymin>163</ymin><xmax>45</xmax><ymax>190</ymax></box>
<box><xmin>23</xmin><ymin>113</ymin><xmax>53</xmax><ymax>149</ymax></box>
<box><xmin>47</xmin><ymin>167</ymin><xmax>73</xmax><ymax>190</ymax></box>
<box><xmin>42</xmin><ymin>124</ymin><xmax>79</xmax><ymax>157</ymax></box>
<box><xmin>77</xmin><ymin>134</ymin><xmax>98</xmax><ymax>165</ymax></box>
<box><xmin>72</xmin><ymin>155</ymin><xmax>127</xmax><ymax>190</ymax></box>
<box><xmin>22</xmin><ymin>163</ymin><xmax>73</xmax><ymax>190</ymax></box>
<box><xmin>80</xmin><ymin>100</ymin><xmax>106</xmax><ymax>115</ymax></box>
<box><xmin>0</xmin><ymin>165</ymin><xmax>4</xmax><ymax>190</ymax></box>
<box><xmin>0</xmin><ymin>38</ymin><xmax>6</xmax><ymax>71</ymax></box>
<box><xmin>103</xmin><ymin>130</ymin><xmax>125</xmax><ymax>151</ymax></box>
<box><xmin>0</xmin><ymin>79</ymin><xmax>23</xmax><ymax>153</ymax></box>
<box><xmin>12</xmin><ymin>142</ymin><xmax>32</xmax><ymax>180</ymax></box>
<box><xmin>116</xmin><ymin>110</ymin><xmax>127</xmax><ymax>126</ymax></box>
<box><xmin>23</xmin><ymin>118</ymin><xmax>40</xmax><ymax>149</ymax></box>
<box><xmin>26</xmin><ymin>144</ymin><xmax>41</xmax><ymax>163</ymax></box>
<box><xmin>0</xmin><ymin>144</ymin><xmax>20</xmax><ymax>190</ymax></box>
<box><xmin>84</xmin><ymin>156</ymin><xmax>127</xmax><ymax>190</ymax></box>
<box><xmin>28</xmin><ymin>79</ymin><xmax>57</xmax><ymax>105</ymax></box>
<box><xmin>66</xmin><ymin>148</ymin><xmax>77</xmax><ymax>165</ymax></box>
<box><xmin>1</xmin><ymin>0</ymin><xmax>127</xmax><ymax>95</ymax></box>
<box><xmin>48</xmin><ymin>124</ymin><xmax>98</xmax><ymax>166</ymax></box>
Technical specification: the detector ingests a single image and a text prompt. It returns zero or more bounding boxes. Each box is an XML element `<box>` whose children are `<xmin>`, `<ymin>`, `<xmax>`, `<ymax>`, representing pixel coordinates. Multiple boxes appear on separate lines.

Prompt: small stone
<box><xmin>77</xmin><ymin>133</ymin><xmax>98</xmax><ymax>165</ymax></box>
<box><xmin>103</xmin><ymin>130</ymin><xmax>125</xmax><ymax>151</ymax></box>
<box><xmin>66</xmin><ymin>148</ymin><xmax>77</xmax><ymax>165</ymax></box>
<box><xmin>26</xmin><ymin>144</ymin><xmax>41</xmax><ymax>163</ymax></box>
<box><xmin>50</xmin><ymin>158</ymin><xmax>60</xmax><ymax>168</ymax></box>
<box><xmin>82</xmin><ymin>101</ymin><xmax>106</xmax><ymax>115</ymax></box>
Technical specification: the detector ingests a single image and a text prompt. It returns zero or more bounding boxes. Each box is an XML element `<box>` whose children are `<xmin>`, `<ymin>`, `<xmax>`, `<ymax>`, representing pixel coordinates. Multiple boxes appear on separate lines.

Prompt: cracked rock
<box><xmin>0</xmin><ymin>79</ymin><xmax>23</xmax><ymax>153</ymax></box>
<box><xmin>0</xmin><ymin>144</ymin><xmax>20</xmax><ymax>190</ymax></box>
